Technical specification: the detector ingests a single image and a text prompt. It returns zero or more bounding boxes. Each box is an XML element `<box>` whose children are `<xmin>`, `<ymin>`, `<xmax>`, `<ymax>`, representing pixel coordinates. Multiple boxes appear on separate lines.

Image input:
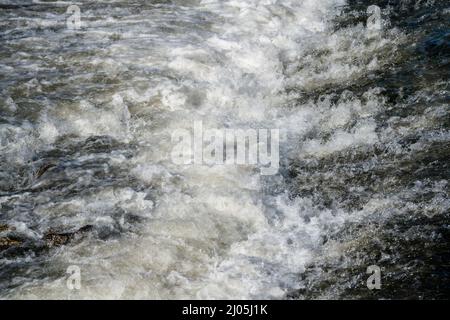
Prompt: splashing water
<box><xmin>0</xmin><ymin>0</ymin><xmax>448</xmax><ymax>299</ymax></box>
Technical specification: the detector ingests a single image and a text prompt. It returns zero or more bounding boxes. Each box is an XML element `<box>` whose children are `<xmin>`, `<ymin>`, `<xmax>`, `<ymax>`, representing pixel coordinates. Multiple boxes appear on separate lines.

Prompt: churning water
<box><xmin>0</xmin><ymin>0</ymin><xmax>449</xmax><ymax>299</ymax></box>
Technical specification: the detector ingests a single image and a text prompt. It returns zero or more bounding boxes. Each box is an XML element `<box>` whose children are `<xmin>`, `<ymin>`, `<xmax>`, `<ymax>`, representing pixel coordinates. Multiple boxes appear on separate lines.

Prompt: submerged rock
<box><xmin>0</xmin><ymin>224</ymin><xmax>12</xmax><ymax>232</ymax></box>
<box><xmin>44</xmin><ymin>225</ymin><xmax>93</xmax><ymax>248</ymax></box>
<box><xmin>0</xmin><ymin>237</ymin><xmax>22</xmax><ymax>249</ymax></box>
<box><xmin>44</xmin><ymin>233</ymin><xmax>71</xmax><ymax>247</ymax></box>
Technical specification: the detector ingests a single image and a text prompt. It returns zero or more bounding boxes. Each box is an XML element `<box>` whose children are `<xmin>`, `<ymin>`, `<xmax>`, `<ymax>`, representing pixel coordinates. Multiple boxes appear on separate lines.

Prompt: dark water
<box><xmin>287</xmin><ymin>0</ymin><xmax>450</xmax><ymax>299</ymax></box>
<box><xmin>0</xmin><ymin>0</ymin><xmax>449</xmax><ymax>299</ymax></box>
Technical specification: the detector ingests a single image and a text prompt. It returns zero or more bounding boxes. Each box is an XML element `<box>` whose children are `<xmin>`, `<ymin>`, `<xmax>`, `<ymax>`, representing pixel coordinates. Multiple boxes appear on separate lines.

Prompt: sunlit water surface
<box><xmin>0</xmin><ymin>0</ymin><xmax>448</xmax><ymax>299</ymax></box>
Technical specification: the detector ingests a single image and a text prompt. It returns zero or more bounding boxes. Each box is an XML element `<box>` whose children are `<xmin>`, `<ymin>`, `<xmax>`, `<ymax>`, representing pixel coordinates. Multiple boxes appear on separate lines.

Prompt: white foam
<box><xmin>3</xmin><ymin>0</ymin><xmax>407</xmax><ymax>299</ymax></box>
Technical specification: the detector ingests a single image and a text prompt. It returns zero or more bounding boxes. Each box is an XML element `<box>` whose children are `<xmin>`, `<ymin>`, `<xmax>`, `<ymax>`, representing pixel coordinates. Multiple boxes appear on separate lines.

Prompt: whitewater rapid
<box><xmin>1</xmin><ymin>0</ymin><xmax>448</xmax><ymax>299</ymax></box>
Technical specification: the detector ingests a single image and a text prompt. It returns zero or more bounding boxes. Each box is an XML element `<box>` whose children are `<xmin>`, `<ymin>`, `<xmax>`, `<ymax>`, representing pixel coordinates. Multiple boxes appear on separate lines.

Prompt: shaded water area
<box><xmin>0</xmin><ymin>0</ymin><xmax>449</xmax><ymax>299</ymax></box>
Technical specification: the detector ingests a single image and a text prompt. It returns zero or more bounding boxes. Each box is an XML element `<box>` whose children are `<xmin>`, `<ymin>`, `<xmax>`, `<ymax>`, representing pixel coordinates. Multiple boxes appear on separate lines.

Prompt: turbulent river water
<box><xmin>0</xmin><ymin>0</ymin><xmax>449</xmax><ymax>299</ymax></box>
